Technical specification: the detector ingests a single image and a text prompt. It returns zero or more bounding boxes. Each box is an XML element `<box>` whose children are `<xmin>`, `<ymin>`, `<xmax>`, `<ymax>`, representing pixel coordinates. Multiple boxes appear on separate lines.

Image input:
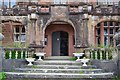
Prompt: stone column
<box><xmin>100</xmin><ymin>22</ymin><xmax>104</xmax><ymax>46</ymax></box>
<box><xmin>83</xmin><ymin>19</ymin><xmax>89</xmax><ymax>47</ymax></box>
<box><xmin>0</xmin><ymin>46</ymin><xmax>2</xmax><ymax>71</ymax></box>
<box><xmin>114</xmin><ymin>28</ymin><xmax>120</xmax><ymax>77</ymax></box>
<box><xmin>117</xmin><ymin>45</ymin><xmax>120</xmax><ymax>77</ymax></box>
<box><xmin>0</xmin><ymin>33</ymin><xmax>4</xmax><ymax>71</ymax></box>
<box><xmin>30</xmin><ymin>19</ymin><xmax>37</xmax><ymax>44</ymax></box>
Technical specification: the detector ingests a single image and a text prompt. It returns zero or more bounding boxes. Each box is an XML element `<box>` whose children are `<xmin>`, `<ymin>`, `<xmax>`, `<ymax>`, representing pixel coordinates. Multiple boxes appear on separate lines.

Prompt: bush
<box><xmin>0</xmin><ymin>72</ymin><xmax>6</xmax><ymax>80</ymax></box>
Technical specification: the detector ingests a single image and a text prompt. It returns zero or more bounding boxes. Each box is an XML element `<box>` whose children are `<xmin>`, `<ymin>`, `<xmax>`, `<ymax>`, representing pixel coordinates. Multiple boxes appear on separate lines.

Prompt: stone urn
<box><xmin>35</xmin><ymin>52</ymin><xmax>46</xmax><ymax>61</ymax></box>
<box><xmin>81</xmin><ymin>58</ymin><xmax>90</xmax><ymax>66</ymax></box>
<box><xmin>73</xmin><ymin>53</ymin><xmax>84</xmax><ymax>61</ymax></box>
<box><xmin>25</xmin><ymin>58</ymin><xmax>35</xmax><ymax>66</ymax></box>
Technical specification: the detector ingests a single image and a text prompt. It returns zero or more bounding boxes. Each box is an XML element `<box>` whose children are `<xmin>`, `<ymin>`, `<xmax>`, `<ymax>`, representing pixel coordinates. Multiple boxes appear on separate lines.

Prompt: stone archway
<box><xmin>45</xmin><ymin>22</ymin><xmax>75</xmax><ymax>56</ymax></box>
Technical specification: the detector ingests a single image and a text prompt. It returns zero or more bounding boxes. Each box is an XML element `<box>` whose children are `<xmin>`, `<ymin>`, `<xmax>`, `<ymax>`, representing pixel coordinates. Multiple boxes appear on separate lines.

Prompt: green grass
<box><xmin>113</xmin><ymin>76</ymin><xmax>120</xmax><ymax>80</ymax></box>
<box><xmin>69</xmin><ymin>57</ymin><xmax>77</xmax><ymax>61</ymax></box>
<box><xmin>0</xmin><ymin>72</ymin><xmax>6</xmax><ymax>80</ymax></box>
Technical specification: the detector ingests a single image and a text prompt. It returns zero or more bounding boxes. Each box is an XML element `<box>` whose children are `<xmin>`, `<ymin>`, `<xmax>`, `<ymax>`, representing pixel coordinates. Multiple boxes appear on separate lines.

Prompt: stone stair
<box><xmin>5</xmin><ymin>56</ymin><xmax>114</xmax><ymax>80</ymax></box>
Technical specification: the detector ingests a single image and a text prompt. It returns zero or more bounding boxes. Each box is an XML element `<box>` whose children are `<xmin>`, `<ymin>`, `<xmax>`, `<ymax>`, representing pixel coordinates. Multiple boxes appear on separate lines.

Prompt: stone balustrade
<box><xmin>84</xmin><ymin>48</ymin><xmax>118</xmax><ymax>60</ymax></box>
<box><xmin>3</xmin><ymin>48</ymin><xmax>35</xmax><ymax>59</ymax></box>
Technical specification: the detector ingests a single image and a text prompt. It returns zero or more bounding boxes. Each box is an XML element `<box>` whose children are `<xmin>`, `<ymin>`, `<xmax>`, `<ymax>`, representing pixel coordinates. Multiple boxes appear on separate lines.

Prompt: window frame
<box><xmin>14</xmin><ymin>25</ymin><xmax>26</xmax><ymax>42</ymax></box>
<box><xmin>95</xmin><ymin>21</ymin><xmax>119</xmax><ymax>47</ymax></box>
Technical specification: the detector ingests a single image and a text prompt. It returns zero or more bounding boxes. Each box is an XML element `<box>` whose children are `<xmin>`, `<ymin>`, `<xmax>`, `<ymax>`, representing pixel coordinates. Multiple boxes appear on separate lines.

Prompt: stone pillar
<box><xmin>0</xmin><ymin>46</ymin><xmax>2</xmax><ymax>71</ymax></box>
<box><xmin>114</xmin><ymin>28</ymin><xmax>120</xmax><ymax>77</ymax></box>
<box><xmin>29</xmin><ymin>19</ymin><xmax>37</xmax><ymax>44</ymax></box>
<box><xmin>83</xmin><ymin>19</ymin><xmax>89</xmax><ymax>47</ymax></box>
<box><xmin>0</xmin><ymin>33</ymin><xmax>4</xmax><ymax>72</ymax></box>
<box><xmin>100</xmin><ymin>22</ymin><xmax>104</xmax><ymax>46</ymax></box>
<box><xmin>117</xmin><ymin>45</ymin><xmax>120</xmax><ymax>77</ymax></box>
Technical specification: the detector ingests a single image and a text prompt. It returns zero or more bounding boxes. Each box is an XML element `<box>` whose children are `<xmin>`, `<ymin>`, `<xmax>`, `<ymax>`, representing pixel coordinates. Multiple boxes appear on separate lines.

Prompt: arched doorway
<box><xmin>52</xmin><ymin>31</ymin><xmax>68</xmax><ymax>56</ymax></box>
<box><xmin>45</xmin><ymin>22</ymin><xmax>75</xmax><ymax>56</ymax></box>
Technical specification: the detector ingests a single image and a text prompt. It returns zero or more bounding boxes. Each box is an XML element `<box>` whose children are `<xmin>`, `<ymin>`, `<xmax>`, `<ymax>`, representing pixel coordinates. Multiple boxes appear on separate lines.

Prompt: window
<box><xmin>54</xmin><ymin>0</ymin><xmax>67</xmax><ymax>4</ymax></box>
<box><xmin>14</xmin><ymin>26</ymin><xmax>26</xmax><ymax>42</ymax></box>
<box><xmin>97</xmin><ymin>0</ymin><xmax>119</xmax><ymax>6</ymax></box>
<box><xmin>95</xmin><ymin>21</ymin><xmax>119</xmax><ymax>47</ymax></box>
<box><xmin>0</xmin><ymin>0</ymin><xmax>2</xmax><ymax>6</ymax></box>
<box><xmin>11</xmin><ymin>0</ymin><xmax>16</xmax><ymax>8</ymax></box>
<box><xmin>2</xmin><ymin>0</ymin><xmax>16</xmax><ymax>8</ymax></box>
<box><xmin>69</xmin><ymin>6</ymin><xmax>79</xmax><ymax>13</ymax></box>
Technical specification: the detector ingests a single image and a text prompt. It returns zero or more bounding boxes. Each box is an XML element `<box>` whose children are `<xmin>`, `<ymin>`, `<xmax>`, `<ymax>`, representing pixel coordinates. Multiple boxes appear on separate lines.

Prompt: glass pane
<box><xmin>11</xmin><ymin>0</ymin><xmax>16</xmax><ymax>8</ymax></box>
<box><xmin>110</xmin><ymin>22</ymin><xmax>113</xmax><ymax>26</ymax></box>
<box><xmin>104</xmin><ymin>36</ymin><xmax>108</xmax><ymax>47</ymax></box>
<box><xmin>54</xmin><ymin>0</ymin><xmax>60</xmax><ymax>4</ymax></box>
<box><xmin>15</xmin><ymin>27</ymin><xmax>20</xmax><ymax>33</ymax></box>
<box><xmin>110</xmin><ymin>37</ymin><xmax>113</xmax><ymax>46</ymax></box>
<box><xmin>116</xmin><ymin>40</ymin><xmax>119</xmax><ymax>46</ymax></box>
<box><xmin>110</xmin><ymin>28</ymin><xmax>113</xmax><ymax>34</ymax></box>
<box><xmin>4</xmin><ymin>0</ymin><xmax>9</xmax><ymax>8</ymax></box>
<box><xmin>61</xmin><ymin>0</ymin><xmax>67</xmax><ymax>4</ymax></box>
<box><xmin>0</xmin><ymin>0</ymin><xmax>2</xmax><ymax>6</ymax></box>
<box><xmin>97</xmin><ymin>28</ymin><xmax>100</xmax><ymax>35</ymax></box>
<box><xmin>20</xmin><ymin>34</ymin><xmax>26</xmax><ymax>42</ymax></box>
<box><xmin>104</xmin><ymin>28</ymin><xmax>108</xmax><ymax>35</ymax></box>
<box><xmin>15</xmin><ymin>34</ymin><xmax>20</xmax><ymax>41</ymax></box>
<box><xmin>115</xmin><ymin>28</ymin><xmax>119</xmax><ymax>34</ymax></box>
<box><xmin>104</xmin><ymin>21</ymin><xmax>107</xmax><ymax>26</ymax></box>
<box><xmin>22</xmin><ymin>27</ymin><xmax>25</xmax><ymax>33</ymax></box>
<box><xmin>97</xmin><ymin>37</ymin><xmax>100</xmax><ymax>45</ymax></box>
<box><xmin>115</xmin><ymin>22</ymin><xmax>118</xmax><ymax>26</ymax></box>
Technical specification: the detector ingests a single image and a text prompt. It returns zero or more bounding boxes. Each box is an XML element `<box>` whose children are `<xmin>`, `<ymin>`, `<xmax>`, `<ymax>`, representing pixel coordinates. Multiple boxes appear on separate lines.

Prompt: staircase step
<box><xmin>15</xmin><ymin>68</ymin><xmax>104</xmax><ymax>74</ymax></box>
<box><xmin>34</xmin><ymin>60</ymin><xmax>83</xmax><ymax>65</ymax></box>
<box><xmin>45</xmin><ymin>56</ymin><xmax>73</xmax><ymax>60</ymax></box>
<box><xmin>24</xmin><ymin>65</ymin><xmax>97</xmax><ymax>69</ymax></box>
<box><xmin>5</xmin><ymin>72</ymin><xmax>114</xmax><ymax>79</ymax></box>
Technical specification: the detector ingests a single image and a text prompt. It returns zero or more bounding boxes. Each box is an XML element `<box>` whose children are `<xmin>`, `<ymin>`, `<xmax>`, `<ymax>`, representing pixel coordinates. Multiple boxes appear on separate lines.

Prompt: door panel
<box><xmin>52</xmin><ymin>31</ymin><xmax>68</xmax><ymax>56</ymax></box>
<box><xmin>52</xmin><ymin>32</ymin><xmax>60</xmax><ymax>56</ymax></box>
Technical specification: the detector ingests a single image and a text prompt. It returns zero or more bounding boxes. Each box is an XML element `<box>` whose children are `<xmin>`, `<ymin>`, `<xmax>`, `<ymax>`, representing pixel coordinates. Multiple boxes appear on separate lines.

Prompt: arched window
<box><xmin>95</xmin><ymin>21</ymin><xmax>119</xmax><ymax>47</ymax></box>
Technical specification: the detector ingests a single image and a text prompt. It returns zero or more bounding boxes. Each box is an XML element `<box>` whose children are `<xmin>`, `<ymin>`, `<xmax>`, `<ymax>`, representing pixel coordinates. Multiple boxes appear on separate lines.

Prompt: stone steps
<box><xmin>45</xmin><ymin>56</ymin><xmax>73</xmax><ymax>60</ymax></box>
<box><xmin>24</xmin><ymin>64</ymin><xmax>97</xmax><ymax>69</ymax></box>
<box><xmin>5</xmin><ymin>58</ymin><xmax>114</xmax><ymax>79</ymax></box>
<box><xmin>34</xmin><ymin>60</ymin><xmax>83</xmax><ymax>65</ymax></box>
<box><xmin>6</xmin><ymin>72</ymin><xmax>114</xmax><ymax>79</ymax></box>
<box><xmin>14</xmin><ymin>68</ymin><xmax>104</xmax><ymax>73</ymax></box>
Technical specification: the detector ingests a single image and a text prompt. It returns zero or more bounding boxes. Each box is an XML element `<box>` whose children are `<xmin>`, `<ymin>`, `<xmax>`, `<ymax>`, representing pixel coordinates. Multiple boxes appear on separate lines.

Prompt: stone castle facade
<box><xmin>0</xmin><ymin>0</ymin><xmax>120</xmax><ymax>56</ymax></box>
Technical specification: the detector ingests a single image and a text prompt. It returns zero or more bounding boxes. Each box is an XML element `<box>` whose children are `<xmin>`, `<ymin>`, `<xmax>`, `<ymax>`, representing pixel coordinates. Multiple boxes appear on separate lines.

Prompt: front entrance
<box><xmin>45</xmin><ymin>23</ymin><xmax>75</xmax><ymax>56</ymax></box>
<box><xmin>52</xmin><ymin>31</ymin><xmax>68</xmax><ymax>56</ymax></box>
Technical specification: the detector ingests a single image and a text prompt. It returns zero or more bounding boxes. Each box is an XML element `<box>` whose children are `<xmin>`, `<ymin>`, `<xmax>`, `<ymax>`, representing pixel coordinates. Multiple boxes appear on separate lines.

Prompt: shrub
<box><xmin>0</xmin><ymin>72</ymin><xmax>6</xmax><ymax>80</ymax></box>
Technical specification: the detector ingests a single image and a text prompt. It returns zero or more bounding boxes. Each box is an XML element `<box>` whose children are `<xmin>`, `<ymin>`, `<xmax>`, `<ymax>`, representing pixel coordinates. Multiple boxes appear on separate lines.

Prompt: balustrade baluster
<box><xmin>21</xmin><ymin>50</ymin><xmax>24</xmax><ymax>59</ymax></box>
<box><xmin>25</xmin><ymin>50</ymin><xmax>28</xmax><ymax>58</ymax></box>
<box><xmin>106</xmin><ymin>51</ymin><xmax>109</xmax><ymax>60</ymax></box>
<box><xmin>85</xmin><ymin>50</ymin><xmax>91</xmax><ymax>58</ymax></box>
<box><xmin>95</xmin><ymin>50</ymin><xmax>98</xmax><ymax>59</ymax></box>
<box><xmin>90</xmin><ymin>51</ymin><xmax>93</xmax><ymax>59</ymax></box>
<box><xmin>9</xmin><ymin>50</ymin><xmax>12</xmax><ymax>59</ymax></box>
<box><xmin>15</xmin><ymin>51</ymin><xmax>18</xmax><ymax>59</ymax></box>
<box><xmin>100</xmin><ymin>50</ymin><xmax>103</xmax><ymax>60</ymax></box>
